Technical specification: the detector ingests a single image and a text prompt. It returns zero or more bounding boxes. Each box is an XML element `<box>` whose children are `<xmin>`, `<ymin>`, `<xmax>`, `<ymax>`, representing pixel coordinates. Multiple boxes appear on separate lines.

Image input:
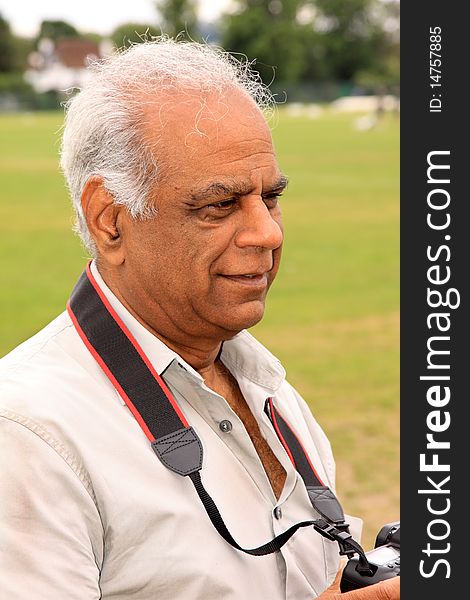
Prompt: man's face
<box><xmin>118</xmin><ymin>89</ymin><xmax>285</xmax><ymax>341</ymax></box>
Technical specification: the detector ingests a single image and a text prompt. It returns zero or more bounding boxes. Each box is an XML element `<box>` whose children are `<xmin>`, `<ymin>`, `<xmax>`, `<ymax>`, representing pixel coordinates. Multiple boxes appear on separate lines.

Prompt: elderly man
<box><xmin>0</xmin><ymin>40</ymin><xmax>399</xmax><ymax>599</ymax></box>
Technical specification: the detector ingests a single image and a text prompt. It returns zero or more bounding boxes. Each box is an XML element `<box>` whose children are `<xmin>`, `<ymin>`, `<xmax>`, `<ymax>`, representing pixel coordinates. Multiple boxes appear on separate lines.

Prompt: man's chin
<box><xmin>215</xmin><ymin>301</ymin><xmax>266</xmax><ymax>337</ymax></box>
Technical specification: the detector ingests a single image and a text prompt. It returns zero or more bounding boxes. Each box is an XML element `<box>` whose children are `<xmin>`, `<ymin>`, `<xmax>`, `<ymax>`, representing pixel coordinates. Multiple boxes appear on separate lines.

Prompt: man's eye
<box><xmin>208</xmin><ymin>199</ymin><xmax>236</xmax><ymax>210</ymax></box>
<box><xmin>263</xmin><ymin>193</ymin><xmax>283</xmax><ymax>206</ymax></box>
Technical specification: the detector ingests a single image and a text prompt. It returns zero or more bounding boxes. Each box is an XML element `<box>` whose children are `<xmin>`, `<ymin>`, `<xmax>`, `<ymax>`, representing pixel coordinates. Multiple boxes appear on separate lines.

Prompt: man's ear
<box><xmin>80</xmin><ymin>176</ymin><xmax>125</xmax><ymax>265</ymax></box>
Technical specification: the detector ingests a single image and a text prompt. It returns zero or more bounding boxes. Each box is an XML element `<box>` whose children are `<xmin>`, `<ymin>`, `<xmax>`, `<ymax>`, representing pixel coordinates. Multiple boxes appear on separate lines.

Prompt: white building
<box><xmin>25</xmin><ymin>38</ymin><xmax>112</xmax><ymax>94</ymax></box>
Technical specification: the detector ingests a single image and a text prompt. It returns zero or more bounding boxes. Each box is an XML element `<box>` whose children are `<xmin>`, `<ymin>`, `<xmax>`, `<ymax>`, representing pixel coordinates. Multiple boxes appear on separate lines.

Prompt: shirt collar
<box><xmin>90</xmin><ymin>261</ymin><xmax>286</xmax><ymax>391</ymax></box>
<box><xmin>220</xmin><ymin>331</ymin><xmax>285</xmax><ymax>392</ymax></box>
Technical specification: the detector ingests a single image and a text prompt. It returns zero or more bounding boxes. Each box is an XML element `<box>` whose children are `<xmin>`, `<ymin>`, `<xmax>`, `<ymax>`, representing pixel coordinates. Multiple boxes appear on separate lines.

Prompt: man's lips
<box><xmin>218</xmin><ymin>272</ymin><xmax>269</xmax><ymax>287</ymax></box>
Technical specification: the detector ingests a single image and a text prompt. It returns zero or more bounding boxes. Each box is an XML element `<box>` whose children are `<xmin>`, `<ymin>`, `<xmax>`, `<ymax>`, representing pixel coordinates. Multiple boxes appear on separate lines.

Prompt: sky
<box><xmin>0</xmin><ymin>0</ymin><xmax>230</xmax><ymax>37</ymax></box>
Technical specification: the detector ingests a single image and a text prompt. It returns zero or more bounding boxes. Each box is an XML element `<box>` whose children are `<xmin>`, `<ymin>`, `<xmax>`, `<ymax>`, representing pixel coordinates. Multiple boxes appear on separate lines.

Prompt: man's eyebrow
<box><xmin>265</xmin><ymin>175</ymin><xmax>289</xmax><ymax>194</ymax></box>
<box><xmin>189</xmin><ymin>181</ymin><xmax>245</xmax><ymax>202</ymax></box>
<box><xmin>189</xmin><ymin>175</ymin><xmax>289</xmax><ymax>203</ymax></box>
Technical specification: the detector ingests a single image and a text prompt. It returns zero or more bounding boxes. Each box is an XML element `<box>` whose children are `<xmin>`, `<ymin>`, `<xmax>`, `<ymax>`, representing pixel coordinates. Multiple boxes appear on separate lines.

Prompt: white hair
<box><xmin>60</xmin><ymin>37</ymin><xmax>274</xmax><ymax>255</ymax></box>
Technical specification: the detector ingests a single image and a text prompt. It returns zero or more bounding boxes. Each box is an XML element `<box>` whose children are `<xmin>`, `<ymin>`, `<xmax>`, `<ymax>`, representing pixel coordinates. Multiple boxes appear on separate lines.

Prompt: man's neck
<box><xmin>94</xmin><ymin>263</ymin><xmax>287</xmax><ymax>500</ymax></box>
<box><xmin>97</xmin><ymin>263</ymin><xmax>223</xmax><ymax>373</ymax></box>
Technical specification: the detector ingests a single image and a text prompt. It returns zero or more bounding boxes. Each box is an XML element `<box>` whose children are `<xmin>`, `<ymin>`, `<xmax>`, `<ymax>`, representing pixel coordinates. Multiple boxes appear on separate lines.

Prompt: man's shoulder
<box><xmin>0</xmin><ymin>310</ymin><xmax>107</xmax><ymax>420</ymax></box>
<box><xmin>0</xmin><ymin>311</ymin><xmax>78</xmax><ymax>384</ymax></box>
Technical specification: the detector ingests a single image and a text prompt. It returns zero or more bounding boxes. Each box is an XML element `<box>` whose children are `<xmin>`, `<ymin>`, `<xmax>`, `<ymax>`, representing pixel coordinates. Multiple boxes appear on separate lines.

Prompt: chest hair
<box><xmin>210</xmin><ymin>360</ymin><xmax>286</xmax><ymax>500</ymax></box>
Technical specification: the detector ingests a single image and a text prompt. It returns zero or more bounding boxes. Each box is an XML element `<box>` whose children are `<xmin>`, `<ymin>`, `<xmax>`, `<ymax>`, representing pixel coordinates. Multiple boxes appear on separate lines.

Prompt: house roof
<box><xmin>55</xmin><ymin>39</ymin><xmax>100</xmax><ymax>68</ymax></box>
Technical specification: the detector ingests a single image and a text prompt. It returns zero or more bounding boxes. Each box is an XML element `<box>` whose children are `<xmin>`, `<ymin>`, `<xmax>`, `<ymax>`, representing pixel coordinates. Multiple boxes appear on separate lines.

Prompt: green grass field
<box><xmin>0</xmin><ymin>109</ymin><xmax>399</xmax><ymax>548</ymax></box>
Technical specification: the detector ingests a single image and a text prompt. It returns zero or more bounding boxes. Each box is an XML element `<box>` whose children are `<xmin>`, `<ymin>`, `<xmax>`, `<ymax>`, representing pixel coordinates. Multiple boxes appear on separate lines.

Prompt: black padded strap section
<box><xmin>306</xmin><ymin>486</ymin><xmax>346</xmax><ymax>527</ymax></box>
<box><xmin>69</xmin><ymin>270</ymin><xmax>184</xmax><ymax>438</ymax></box>
<box><xmin>152</xmin><ymin>427</ymin><xmax>203</xmax><ymax>475</ymax></box>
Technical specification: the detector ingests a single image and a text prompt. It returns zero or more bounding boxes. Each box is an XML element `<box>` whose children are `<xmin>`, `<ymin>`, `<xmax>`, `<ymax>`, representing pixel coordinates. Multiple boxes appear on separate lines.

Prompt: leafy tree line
<box><xmin>120</xmin><ymin>0</ymin><xmax>399</xmax><ymax>92</ymax></box>
<box><xmin>220</xmin><ymin>0</ymin><xmax>399</xmax><ymax>92</ymax></box>
<box><xmin>1</xmin><ymin>0</ymin><xmax>399</xmax><ymax>97</ymax></box>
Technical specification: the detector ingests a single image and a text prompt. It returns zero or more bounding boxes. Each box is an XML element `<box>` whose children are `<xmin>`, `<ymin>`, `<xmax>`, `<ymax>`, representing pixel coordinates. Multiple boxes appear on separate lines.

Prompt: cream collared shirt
<box><xmin>0</xmin><ymin>262</ymin><xmax>360</xmax><ymax>599</ymax></box>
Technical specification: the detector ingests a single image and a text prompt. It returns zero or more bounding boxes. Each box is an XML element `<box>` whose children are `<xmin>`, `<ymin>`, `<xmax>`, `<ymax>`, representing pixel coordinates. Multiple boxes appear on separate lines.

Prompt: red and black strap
<box><xmin>68</xmin><ymin>264</ymin><xmax>202</xmax><ymax>475</ymax></box>
<box><xmin>267</xmin><ymin>397</ymin><xmax>325</xmax><ymax>488</ymax></box>
<box><xmin>68</xmin><ymin>264</ymin><xmax>189</xmax><ymax>439</ymax></box>
<box><xmin>266</xmin><ymin>398</ymin><xmax>348</xmax><ymax>528</ymax></box>
<box><xmin>67</xmin><ymin>264</ymin><xmax>371</xmax><ymax>569</ymax></box>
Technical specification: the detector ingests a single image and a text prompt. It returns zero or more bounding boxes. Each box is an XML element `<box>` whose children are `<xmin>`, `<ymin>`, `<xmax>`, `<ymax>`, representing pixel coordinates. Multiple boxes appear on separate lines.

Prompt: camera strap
<box><xmin>67</xmin><ymin>263</ymin><xmax>371</xmax><ymax>571</ymax></box>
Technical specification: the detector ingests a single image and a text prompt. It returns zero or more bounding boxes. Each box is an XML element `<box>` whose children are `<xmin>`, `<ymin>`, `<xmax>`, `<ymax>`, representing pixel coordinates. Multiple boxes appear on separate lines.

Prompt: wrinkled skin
<box><xmin>83</xmin><ymin>88</ymin><xmax>285</xmax><ymax>368</ymax></box>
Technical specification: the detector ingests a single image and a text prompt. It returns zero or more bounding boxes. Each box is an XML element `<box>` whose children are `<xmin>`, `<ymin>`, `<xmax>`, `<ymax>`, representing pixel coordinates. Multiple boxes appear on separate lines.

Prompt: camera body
<box><xmin>340</xmin><ymin>521</ymin><xmax>400</xmax><ymax>592</ymax></box>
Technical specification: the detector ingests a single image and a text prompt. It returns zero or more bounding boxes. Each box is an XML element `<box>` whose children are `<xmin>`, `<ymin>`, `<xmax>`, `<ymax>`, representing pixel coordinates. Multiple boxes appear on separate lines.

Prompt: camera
<box><xmin>340</xmin><ymin>521</ymin><xmax>400</xmax><ymax>592</ymax></box>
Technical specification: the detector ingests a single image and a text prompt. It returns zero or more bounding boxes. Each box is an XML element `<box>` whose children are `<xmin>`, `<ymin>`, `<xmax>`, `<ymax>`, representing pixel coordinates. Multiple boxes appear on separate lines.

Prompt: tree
<box><xmin>110</xmin><ymin>23</ymin><xmax>160</xmax><ymax>49</ymax></box>
<box><xmin>221</xmin><ymin>0</ymin><xmax>308</xmax><ymax>85</ymax></box>
<box><xmin>0</xmin><ymin>14</ymin><xmax>36</xmax><ymax>109</ymax></box>
<box><xmin>221</xmin><ymin>0</ymin><xmax>395</xmax><ymax>90</ymax></box>
<box><xmin>354</xmin><ymin>0</ymin><xmax>400</xmax><ymax>93</ymax></box>
<box><xmin>308</xmin><ymin>0</ymin><xmax>386</xmax><ymax>81</ymax></box>
<box><xmin>35</xmin><ymin>20</ymin><xmax>79</xmax><ymax>45</ymax></box>
<box><xmin>10</xmin><ymin>36</ymin><xmax>35</xmax><ymax>72</ymax></box>
<box><xmin>0</xmin><ymin>13</ymin><xmax>15</xmax><ymax>72</ymax></box>
<box><xmin>155</xmin><ymin>0</ymin><xmax>198</xmax><ymax>38</ymax></box>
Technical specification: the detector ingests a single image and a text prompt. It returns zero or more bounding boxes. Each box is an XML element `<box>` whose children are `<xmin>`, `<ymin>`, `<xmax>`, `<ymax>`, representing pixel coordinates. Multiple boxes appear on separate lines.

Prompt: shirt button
<box><xmin>274</xmin><ymin>507</ymin><xmax>283</xmax><ymax>520</ymax></box>
<box><xmin>219</xmin><ymin>420</ymin><xmax>233</xmax><ymax>433</ymax></box>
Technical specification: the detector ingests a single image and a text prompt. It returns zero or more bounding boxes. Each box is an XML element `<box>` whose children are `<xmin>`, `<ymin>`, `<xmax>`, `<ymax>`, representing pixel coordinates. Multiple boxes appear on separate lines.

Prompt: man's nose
<box><xmin>234</xmin><ymin>197</ymin><xmax>283</xmax><ymax>250</ymax></box>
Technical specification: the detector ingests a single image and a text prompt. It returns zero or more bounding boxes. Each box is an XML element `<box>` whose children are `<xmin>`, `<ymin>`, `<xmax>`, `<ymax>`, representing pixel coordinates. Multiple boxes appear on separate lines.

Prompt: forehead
<box><xmin>142</xmin><ymin>88</ymin><xmax>281</xmax><ymax>192</ymax></box>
